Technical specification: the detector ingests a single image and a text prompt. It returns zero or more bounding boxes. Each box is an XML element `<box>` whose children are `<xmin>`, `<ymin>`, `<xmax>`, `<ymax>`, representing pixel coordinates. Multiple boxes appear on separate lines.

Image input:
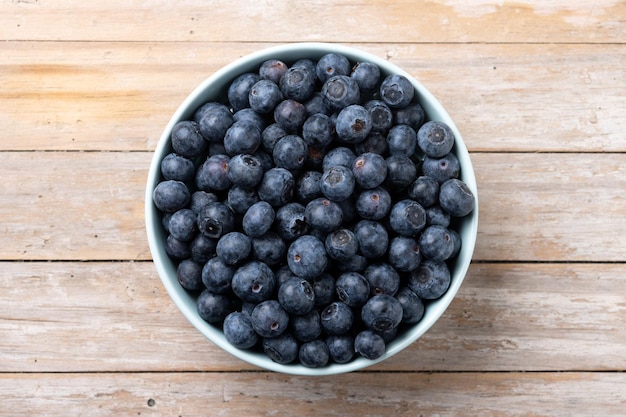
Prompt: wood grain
<box><xmin>1</xmin><ymin>262</ymin><xmax>623</xmax><ymax>373</ymax></box>
<box><xmin>0</xmin><ymin>371</ymin><xmax>623</xmax><ymax>417</ymax></box>
<box><xmin>2</xmin><ymin>0</ymin><xmax>624</xmax><ymax>43</ymax></box>
<box><xmin>1</xmin><ymin>42</ymin><xmax>624</xmax><ymax>152</ymax></box>
<box><xmin>1</xmin><ymin>152</ymin><xmax>624</xmax><ymax>262</ymax></box>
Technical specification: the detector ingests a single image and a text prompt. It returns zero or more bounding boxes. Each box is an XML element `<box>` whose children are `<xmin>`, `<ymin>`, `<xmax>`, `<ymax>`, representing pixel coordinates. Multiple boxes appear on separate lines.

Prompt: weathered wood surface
<box><xmin>1</xmin><ymin>42</ymin><xmax>624</xmax><ymax>152</ymax></box>
<box><xmin>1</xmin><ymin>262</ymin><xmax>624</xmax><ymax>373</ymax></box>
<box><xmin>2</xmin><ymin>0</ymin><xmax>625</xmax><ymax>43</ymax></box>
<box><xmin>0</xmin><ymin>372</ymin><xmax>624</xmax><ymax>417</ymax></box>
<box><xmin>0</xmin><ymin>152</ymin><xmax>624</xmax><ymax>262</ymax></box>
<box><xmin>1</xmin><ymin>0</ymin><xmax>624</xmax><ymax>415</ymax></box>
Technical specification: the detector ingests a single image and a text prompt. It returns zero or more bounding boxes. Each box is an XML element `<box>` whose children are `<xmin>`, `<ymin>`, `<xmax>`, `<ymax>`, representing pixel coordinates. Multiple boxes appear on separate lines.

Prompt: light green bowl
<box><xmin>145</xmin><ymin>42</ymin><xmax>478</xmax><ymax>376</ymax></box>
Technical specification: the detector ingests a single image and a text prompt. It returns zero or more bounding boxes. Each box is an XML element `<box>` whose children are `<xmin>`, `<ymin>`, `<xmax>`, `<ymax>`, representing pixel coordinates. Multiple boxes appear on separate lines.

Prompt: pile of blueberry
<box><xmin>152</xmin><ymin>52</ymin><xmax>475</xmax><ymax>368</ymax></box>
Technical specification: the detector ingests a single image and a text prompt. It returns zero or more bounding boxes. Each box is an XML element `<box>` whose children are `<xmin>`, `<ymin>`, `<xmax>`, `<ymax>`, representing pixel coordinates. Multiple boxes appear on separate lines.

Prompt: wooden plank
<box><xmin>1</xmin><ymin>42</ymin><xmax>624</xmax><ymax>152</ymax></box>
<box><xmin>2</xmin><ymin>0</ymin><xmax>625</xmax><ymax>43</ymax></box>
<box><xmin>1</xmin><ymin>152</ymin><xmax>625</xmax><ymax>262</ymax></box>
<box><xmin>0</xmin><ymin>371</ymin><xmax>623</xmax><ymax>416</ymax></box>
<box><xmin>1</xmin><ymin>262</ymin><xmax>624</xmax><ymax>373</ymax></box>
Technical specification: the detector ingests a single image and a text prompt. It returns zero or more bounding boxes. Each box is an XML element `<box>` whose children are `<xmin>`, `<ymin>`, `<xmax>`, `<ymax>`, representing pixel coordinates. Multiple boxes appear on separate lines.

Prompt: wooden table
<box><xmin>1</xmin><ymin>1</ymin><xmax>625</xmax><ymax>415</ymax></box>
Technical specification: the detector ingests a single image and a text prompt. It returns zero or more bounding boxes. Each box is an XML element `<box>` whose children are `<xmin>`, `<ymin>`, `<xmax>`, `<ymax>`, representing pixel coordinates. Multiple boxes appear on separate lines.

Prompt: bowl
<box><xmin>145</xmin><ymin>42</ymin><xmax>478</xmax><ymax>376</ymax></box>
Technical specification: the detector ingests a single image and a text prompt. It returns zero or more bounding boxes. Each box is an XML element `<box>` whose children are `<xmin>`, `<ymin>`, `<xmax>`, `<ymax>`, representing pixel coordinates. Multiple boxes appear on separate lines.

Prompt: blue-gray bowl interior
<box><xmin>145</xmin><ymin>42</ymin><xmax>478</xmax><ymax>376</ymax></box>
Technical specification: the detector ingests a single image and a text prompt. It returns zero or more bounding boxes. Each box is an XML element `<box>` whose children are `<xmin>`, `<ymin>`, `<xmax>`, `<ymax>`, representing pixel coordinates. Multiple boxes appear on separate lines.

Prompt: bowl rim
<box><xmin>145</xmin><ymin>42</ymin><xmax>479</xmax><ymax>376</ymax></box>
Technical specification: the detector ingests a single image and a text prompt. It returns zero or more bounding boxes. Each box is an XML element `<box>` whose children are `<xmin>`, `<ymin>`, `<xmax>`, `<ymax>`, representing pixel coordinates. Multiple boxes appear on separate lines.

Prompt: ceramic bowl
<box><xmin>145</xmin><ymin>42</ymin><xmax>478</xmax><ymax>376</ymax></box>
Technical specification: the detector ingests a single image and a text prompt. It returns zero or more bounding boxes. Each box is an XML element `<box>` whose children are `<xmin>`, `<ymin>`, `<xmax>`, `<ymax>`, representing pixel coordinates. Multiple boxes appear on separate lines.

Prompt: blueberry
<box><xmin>316</xmin><ymin>53</ymin><xmax>351</xmax><ymax>83</ymax></box>
<box><xmin>227</xmin><ymin>154</ymin><xmax>264</xmax><ymax>188</ymax></box>
<box><xmin>421</xmin><ymin>153</ymin><xmax>461</xmax><ymax>184</ymax></box>
<box><xmin>324</xmin><ymin>228</ymin><xmax>359</xmax><ymax>262</ymax></box>
<box><xmin>356</xmin><ymin>187</ymin><xmax>392</xmax><ymax>220</ymax></box>
<box><xmin>384</xmin><ymin>155</ymin><xmax>417</xmax><ymax>192</ymax></box>
<box><xmin>299</xmin><ymin>340</ymin><xmax>330</xmax><ymax>368</ymax></box>
<box><xmin>196</xmin><ymin>289</ymin><xmax>234</xmax><ymax>324</ymax></box>
<box><xmin>274</xmin><ymin>202</ymin><xmax>308</xmax><ymax>241</ymax></box>
<box><xmin>195</xmin><ymin>154</ymin><xmax>232</xmax><ymax>191</ymax></box>
<box><xmin>394</xmin><ymin>103</ymin><xmax>426</xmax><ymax>132</ymax></box>
<box><xmin>153</xmin><ymin>180</ymin><xmax>190</xmax><ymax>213</ymax></box>
<box><xmin>364</xmin><ymin>263</ymin><xmax>401</xmax><ymax>296</ymax></box>
<box><xmin>351</xmin><ymin>61</ymin><xmax>381</xmax><ymax>93</ymax></box>
<box><xmin>168</xmin><ymin>208</ymin><xmax>197</xmax><ymax>242</ymax></box>
<box><xmin>354</xmin><ymin>220</ymin><xmax>389</xmax><ymax>259</ymax></box>
<box><xmin>321</xmin><ymin>75</ymin><xmax>360</xmax><ymax>112</ymax></box>
<box><xmin>449</xmin><ymin>228</ymin><xmax>462</xmax><ymax>258</ymax></box>
<box><xmin>197</xmin><ymin>102</ymin><xmax>233</xmax><ymax>142</ymax></box>
<box><xmin>263</xmin><ymin>333</ymin><xmax>299</xmax><ymax>364</ymax></box>
<box><xmin>176</xmin><ymin>259</ymin><xmax>204</xmax><ymax>292</ymax></box>
<box><xmin>259</xmin><ymin>59</ymin><xmax>288</xmax><ymax>84</ymax></box>
<box><xmin>304</xmin><ymin>198</ymin><xmax>343</xmax><ymax>233</ymax></box>
<box><xmin>302</xmin><ymin>113</ymin><xmax>333</xmax><ymax>148</ymax></box>
<box><xmin>310</xmin><ymin>272</ymin><xmax>336</xmax><ymax>308</ymax></box>
<box><xmin>303</xmin><ymin>92</ymin><xmax>330</xmax><ymax>116</ymax></box>
<box><xmin>228</xmin><ymin>72</ymin><xmax>261</xmax><ymax>112</ymax></box>
<box><xmin>439</xmin><ymin>178</ymin><xmax>475</xmax><ymax>217</ymax></box>
<box><xmin>336</xmin><ymin>254</ymin><xmax>368</xmax><ymax>273</ymax></box>
<box><xmin>408</xmin><ymin>176</ymin><xmax>440</xmax><ymax>208</ymax></box>
<box><xmin>261</xmin><ymin>123</ymin><xmax>288</xmax><ymax>153</ymax></box>
<box><xmin>251</xmin><ymin>299</ymin><xmax>289</xmax><ymax>338</ymax></box>
<box><xmin>279</xmin><ymin>65</ymin><xmax>316</xmax><ymax>102</ymax></box>
<box><xmin>379</xmin><ymin>74</ymin><xmax>414</xmax><ymax>109</ymax></box>
<box><xmin>223</xmin><ymin>120</ymin><xmax>262</xmax><ymax>156</ymax></box>
<box><xmin>272</xmin><ymin>134</ymin><xmax>308</xmax><ymax>171</ymax></box>
<box><xmin>248</xmin><ymin>79</ymin><xmax>283</xmax><ymax>114</ymax></box>
<box><xmin>242</xmin><ymin>201</ymin><xmax>275</xmax><ymax>238</ymax></box>
<box><xmin>274</xmin><ymin>99</ymin><xmax>307</xmax><ymax>133</ymax></box>
<box><xmin>161</xmin><ymin>153</ymin><xmax>196</xmax><ymax>182</ymax></box>
<box><xmin>250</xmin><ymin>232</ymin><xmax>286</xmax><ymax>266</ymax></box>
<box><xmin>227</xmin><ymin>185</ymin><xmax>259</xmax><ymax>215</ymax></box>
<box><xmin>426</xmin><ymin>205</ymin><xmax>451</xmax><ymax>227</ymax></box>
<box><xmin>388</xmin><ymin>236</ymin><xmax>422</xmax><ymax>272</ymax></box>
<box><xmin>417</xmin><ymin>120</ymin><xmax>455</xmax><ymax>158</ymax></box>
<box><xmin>197</xmin><ymin>201</ymin><xmax>235</xmax><ymax>239</ymax></box>
<box><xmin>234</xmin><ymin>107</ymin><xmax>267</xmax><ymax>132</ymax></box>
<box><xmin>257</xmin><ymin>167</ymin><xmax>295</xmax><ymax>207</ymax></box>
<box><xmin>418</xmin><ymin>225</ymin><xmax>455</xmax><ymax>261</ymax></box>
<box><xmin>408</xmin><ymin>259</ymin><xmax>451</xmax><ymax>300</ymax></box>
<box><xmin>287</xmin><ymin>235</ymin><xmax>328</xmax><ymax>279</ymax></box>
<box><xmin>395</xmin><ymin>287</ymin><xmax>425</xmax><ymax>324</ymax></box>
<box><xmin>278</xmin><ymin>277</ymin><xmax>316</xmax><ymax>316</ymax></box>
<box><xmin>326</xmin><ymin>334</ymin><xmax>355</xmax><ymax>364</ymax></box>
<box><xmin>232</xmin><ymin>261</ymin><xmax>276</xmax><ymax>304</ymax></box>
<box><xmin>364</xmin><ymin>100</ymin><xmax>393</xmax><ymax>134</ymax></box>
<box><xmin>354</xmin><ymin>330</ymin><xmax>386</xmax><ymax>360</ymax></box>
<box><xmin>389</xmin><ymin>199</ymin><xmax>426</xmax><ymax>237</ymax></box>
<box><xmin>336</xmin><ymin>195</ymin><xmax>358</xmax><ymax>224</ymax></box>
<box><xmin>292</xmin><ymin>58</ymin><xmax>317</xmax><ymax>74</ymax></box>
<box><xmin>216</xmin><ymin>231</ymin><xmax>251</xmax><ymax>265</ymax></box>
<box><xmin>190</xmin><ymin>191</ymin><xmax>218</xmax><ymax>215</ymax></box>
<box><xmin>352</xmin><ymin>152</ymin><xmax>387</xmax><ymax>189</ymax></box>
<box><xmin>223</xmin><ymin>311</ymin><xmax>258</xmax><ymax>349</ymax></box>
<box><xmin>322</xmin><ymin>146</ymin><xmax>356</xmax><ymax>172</ymax></box>
<box><xmin>295</xmin><ymin>170</ymin><xmax>323</xmax><ymax>203</ymax></box>
<box><xmin>321</xmin><ymin>301</ymin><xmax>354</xmax><ymax>336</ymax></box>
<box><xmin>290</xmin><ymin>310</ymin><xmax>322</xmax><ymax>342</ymax></box>
<box><xmin>387</xmin><ymin>124</ymin><xmax>417</xmax><ymax>157</ymax></box>
<box><xmin>190</xmin><ymin>233</ymin><xmax>217</xmax><ymax>264</ymax></box>
<box><xmin>320</xmin><ymin>165</ymin><xmax>355</xmax><ymax>202</ymax></box>
<box><xmin>361</xmin><ymin>294</ymin><xmax>403</xmax><ymax>332</ymax></box>
<box><xmin>165</xmin><ymin>235</ymin><xmax>191</xmax><ymax>260</ymax></box>
<box><xmin>201</xmin><ymin>256</ymin><xmax>235</xmax><ymax>294</ymax></box>
<box><xmin>355</xmin><ymin>131</ymin><xmax>389</xmax><ymax>156</ymax></box>
<box><xmin>335</xmin><ymin>104</ymin><xmax>372</xmax><ymax>144</ymax></box>
<box><xmin>171</xmin><ymin>120</ymin><xmax>209</xmax><ymax>158</ymax></box>
<box><xmin>274</xmin><ymin>264</ymin><xmax>297</xmax><ymax>288</ymax></box>
<box><xmin>252</xmin><ymin>149</ymin><xmax>274</xmax><ymax>172</ymax></box>
<box><xmin>335</xmin><ymin>272</ymin><xmax>370</xmax><ymax>307</ymax></box>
